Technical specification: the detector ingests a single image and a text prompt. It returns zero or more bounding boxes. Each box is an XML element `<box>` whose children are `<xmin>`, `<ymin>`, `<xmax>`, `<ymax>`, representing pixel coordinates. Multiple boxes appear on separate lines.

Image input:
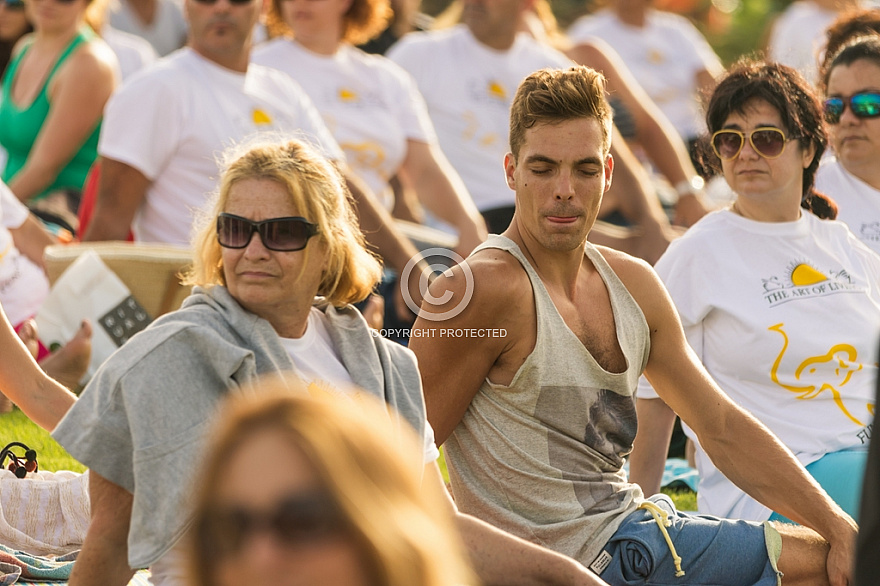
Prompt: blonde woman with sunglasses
<box><xmin>816</xmin><ymin>35</ymin><xmax>880</xmax><ymax>255</ymax></box>
<box><xmin>629</xmin><ymin>59</ymin><xmax>880</xmax><ymax>523</ymax></box>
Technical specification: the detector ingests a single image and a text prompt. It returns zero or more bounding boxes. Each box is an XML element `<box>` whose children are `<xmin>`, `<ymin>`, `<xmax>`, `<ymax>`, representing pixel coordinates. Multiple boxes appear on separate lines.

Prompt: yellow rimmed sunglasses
<box><xmin>710</xmin><ymin>127</ymin><xmax>793</xmax><ymax>161</ymax></box>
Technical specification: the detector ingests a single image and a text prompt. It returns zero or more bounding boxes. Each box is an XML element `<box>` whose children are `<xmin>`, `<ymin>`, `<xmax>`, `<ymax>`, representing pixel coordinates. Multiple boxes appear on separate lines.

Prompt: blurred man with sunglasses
<box><xmin>82</xmin><ymin>0</ymin><xmax>424</xmax><ymax>293</ymax></box>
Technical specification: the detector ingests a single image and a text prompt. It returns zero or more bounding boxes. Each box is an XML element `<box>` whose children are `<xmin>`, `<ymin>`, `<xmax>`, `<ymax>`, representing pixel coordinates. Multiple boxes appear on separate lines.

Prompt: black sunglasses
<box><xmin>198</xmin><ymin>492</ymin><xmax>346</xmax><ymax>557</ymax></box>
<box><xmin>711</xmin><ymin>127</ymin><xmax>792</xmax><ymax>161</ymax></box>
<box><xmin>191</xmin><ymin>0</ymin><xmax>254</xmax><ymax>5</ymax></box>
<box><xmin>823</xmin><ymin>92</ymin><xmax>880</xmax><ymax>125</ymax></box>
<box><xmin>217</xmin><ymin>213</ymin><xmax>319</xmax><ymax>252</ymax></box>
<box><xmin>2</xmin><ymin>0</ymin><xmax>25</xmax><ymax>9</ymax></box>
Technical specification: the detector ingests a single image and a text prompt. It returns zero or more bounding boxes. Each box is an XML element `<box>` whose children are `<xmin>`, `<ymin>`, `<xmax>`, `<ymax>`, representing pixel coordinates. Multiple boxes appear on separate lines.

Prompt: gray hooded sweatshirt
<box><xmin>52</xmin><ymin>285</ymin><xmax>427</xmax><ymax>568</ymax></box>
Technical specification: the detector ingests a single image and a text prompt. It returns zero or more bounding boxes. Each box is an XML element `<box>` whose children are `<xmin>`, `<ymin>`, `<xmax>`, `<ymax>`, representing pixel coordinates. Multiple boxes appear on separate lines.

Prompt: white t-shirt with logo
<box><xmin>252</xmin><ymin>40</ymin><xmax>436</xmax><ymax>210</ymax></box>
<box><xmin>281</xmin><ymin>307</ymin><xmax>439</xmax><ymax>464</ymax></box>
<box><xmin>0</xmin><ymin>181</ymin><xmax>49</xmax><ymax>325</ymax></box>
<box><xmin>99</xmin><ymin>48</ymin><xmax>343</xmax><ymax>246</ymax></box>
<box><xmin>638</xmin><ymin>209</ymin><xmax>880</xmax><ymax>521</ymax></box>
<box><xmin>388</xmin><ymin>26</ymin><xmax>572</xmax><ymax>212</ymax></box>
<box><xmin>567</xmin><ymin>9</ymin><xmax>721</xmax><ymax>140</ymax></box>
<box><xmin>816</xmin><ymin>156</ymin><xmax>880</xmax><ymax>255</ymax></box>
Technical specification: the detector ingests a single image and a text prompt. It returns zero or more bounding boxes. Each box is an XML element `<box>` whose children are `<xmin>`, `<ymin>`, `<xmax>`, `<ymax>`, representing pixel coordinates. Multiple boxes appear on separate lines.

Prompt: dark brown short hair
<box><xmin>705</xmin><ymin>59</ymin><xmax>836</xmax><ymax>219</ymax></box>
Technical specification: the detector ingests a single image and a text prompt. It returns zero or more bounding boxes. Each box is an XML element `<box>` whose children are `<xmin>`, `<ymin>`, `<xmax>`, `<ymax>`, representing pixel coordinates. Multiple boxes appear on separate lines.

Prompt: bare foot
<box><xmin>39</xmin><ymin>320</ymin><xmax>92</xmax><ymax>391</ymax></box>
<box><xmin>16</xmin><ymin>319</ymin><xmax>41</xmax><ymax>359</ymax></box>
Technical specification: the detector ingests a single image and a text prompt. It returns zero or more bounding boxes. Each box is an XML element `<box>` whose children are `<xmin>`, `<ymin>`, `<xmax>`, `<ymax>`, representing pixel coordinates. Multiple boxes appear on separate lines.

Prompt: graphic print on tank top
<box><xmin>534</xmin><ymin>386</ymin><xmax>637</xmax><ymax>514</ymax></box>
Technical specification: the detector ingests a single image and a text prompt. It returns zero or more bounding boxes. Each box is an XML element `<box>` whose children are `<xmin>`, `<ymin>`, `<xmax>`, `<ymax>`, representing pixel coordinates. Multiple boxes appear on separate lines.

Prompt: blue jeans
<box><xmin>592</xmin><ymin>495</ymin><xmax>782</xmax><ymax>585</ymax></box>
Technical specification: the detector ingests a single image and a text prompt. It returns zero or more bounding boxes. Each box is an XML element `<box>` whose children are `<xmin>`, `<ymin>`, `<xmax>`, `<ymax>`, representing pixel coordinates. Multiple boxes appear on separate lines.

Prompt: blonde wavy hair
<box><xmin>266</xmin><ymin>0</ymin><xmax>392</xmax><ymax>45</ymax></box>
<box><xmin>183</xmin><ymin>139</ymin><xmax>382</xmax><ymax>306</ymax></box>
<box><xmin>188</xmin><ymin>378</ymin><xmax>478</xmax><ymax>586</ymax></box>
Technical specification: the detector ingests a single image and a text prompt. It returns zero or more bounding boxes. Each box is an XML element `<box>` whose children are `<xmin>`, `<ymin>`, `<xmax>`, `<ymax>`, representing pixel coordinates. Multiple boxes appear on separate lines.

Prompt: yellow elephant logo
<box><xmin>768</xmin><ymin>323</ymin><xmax>870</xmax><ymax>426</ymax></box>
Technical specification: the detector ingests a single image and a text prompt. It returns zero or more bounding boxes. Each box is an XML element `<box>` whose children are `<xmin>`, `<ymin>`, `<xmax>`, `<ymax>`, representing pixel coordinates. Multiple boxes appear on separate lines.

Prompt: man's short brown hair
<box><xmin>508</xmin><ymin>66</ymin><xmax>613</xmax><ymax>160</ymax></box>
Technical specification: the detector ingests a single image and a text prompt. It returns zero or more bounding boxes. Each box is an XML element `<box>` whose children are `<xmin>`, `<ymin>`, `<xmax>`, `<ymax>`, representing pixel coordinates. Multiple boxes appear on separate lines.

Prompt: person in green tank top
<box><xmin>0</xmin><ymin>0</ymin><xmax>116</xmax><ymax>211</ymax></box>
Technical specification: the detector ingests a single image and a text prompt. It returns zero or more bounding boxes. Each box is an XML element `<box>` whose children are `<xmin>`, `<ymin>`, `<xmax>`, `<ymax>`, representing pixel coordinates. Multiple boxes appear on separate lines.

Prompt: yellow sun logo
<box><xmin>252</xmin><ymin>109</ymin><xmax>272</xmax><ymax>125</ymax></box>
<box><xmin>789</xmin><ymin>263</ymin><xmax>827</xmax><ymax>287</ymax></box>
<box><xmin>339</xmin><ymin>88</ymin><xmax>358</xmax><ymax>102</ymax></box>
<box><xmin>488</xmin><ymin>81</ymin><xmax>506</xmax><ymax>100</ymax></box>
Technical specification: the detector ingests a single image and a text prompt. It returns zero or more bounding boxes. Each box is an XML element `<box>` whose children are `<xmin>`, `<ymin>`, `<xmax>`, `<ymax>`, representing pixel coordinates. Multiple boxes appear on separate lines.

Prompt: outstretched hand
<box><xmin>825</xmin><ymin>518</ymin><xmax>858</xmax><ymax>586</ymax></box>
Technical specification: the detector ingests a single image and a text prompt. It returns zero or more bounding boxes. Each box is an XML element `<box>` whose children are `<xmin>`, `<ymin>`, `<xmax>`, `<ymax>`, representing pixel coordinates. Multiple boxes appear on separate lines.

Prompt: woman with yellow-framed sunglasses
<box><xmin>629</xmin><ymin>59</ymin><xmax>880</xmax><ymax>529</ymax></box>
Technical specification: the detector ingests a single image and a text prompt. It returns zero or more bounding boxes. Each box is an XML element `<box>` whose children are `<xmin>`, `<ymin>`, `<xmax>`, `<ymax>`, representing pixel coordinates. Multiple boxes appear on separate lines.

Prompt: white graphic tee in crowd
<box><xmin>99</xmin><ymin>48</ymin><xmax>343</xmax><ymax>246</ymax></box>
<box><xmin>280</xmin><ymin>306</ymin><xmax>440</xmax><ymax>463</ymax></box>
<box><xmin>816</xmin><ymin>156</ymin><xmax>880</xmax><ymax>255</ymax></box>
<box><xmin>388</xmin><ymin>25</ymin><xmax>571</xmax><ymax>213</ymax></box>
<box><xmin>767</xmin><ymin>0</ymin><xmax>839</xmax><ymax>85</ymax></box>
<box><xmin>107</xmin><ymin>0</ymin><xmax>188</xmax><ymax>57</ymax></box>
<box><xmin>567</xmin><ymin>8</ymin><xmax>722</xmax><ymax>141</ymax></box>
<box><xmin>638</xmin><ymin>209</ymin><xmax>880</xmax><ymax>521</ymax></box>
<box><xmin>0</xmin><ymin>181</ymin><xmax>49</xmax><ymax>325</ymax></box>
<box><xmin>252</xmin><ymin>39</ymin><xmax>437</xmax><ymax>210</ymax></box>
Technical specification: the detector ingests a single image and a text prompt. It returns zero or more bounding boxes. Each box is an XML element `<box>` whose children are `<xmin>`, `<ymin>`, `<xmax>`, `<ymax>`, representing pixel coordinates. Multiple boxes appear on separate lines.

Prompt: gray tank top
<box><xmin>445</xmin><ymin>235</ymin><xmax>650</xmax><ymax>564</ymax></box>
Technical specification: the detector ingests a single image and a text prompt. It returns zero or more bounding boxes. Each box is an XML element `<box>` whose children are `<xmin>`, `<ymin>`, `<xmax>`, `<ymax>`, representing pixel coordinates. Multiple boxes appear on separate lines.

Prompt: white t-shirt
<box><xmin>279</xmin><ymin>306</ymin><xmax>439</xmax><ymax>464</ymax></box>
<box><xmin>768</xmin><ymin>0</ymin><xmax>838</xmax><ymax>86</ymax></box>
<box><xmin>0</xmin><ymin>181</ymin><xmax>49</xmax><ymax>325</ymax></box>
<box><xmin>816</xmin><ymin>156</ymin><xmax>880</xmax><ymax>255</ymax></box>
<box><xmin>99</xmin><ymin>48</ymin><xmax>343</xmax><ymax>246</ymax></box>
<box><xmin>388</xmin><ymin>25</ymin><xmax>572</xmax><ymax>212</ymax></box>
<box><xmin>252</xmin><ymin>40</ymin><xmax>437</xmax><ymax>210</ymax></box>
<box><xmin>107</xmin><ymin>0</ymin><xmax>188</xmax><ymax>57</ymax></box>
<box><xmin>638</xmin><ymin>209</ymin><xmax>880</xmax><ymax>521</ymax></box>
<box><xmin>567</xmin><ymin>9</ymin><xmax>721</xmax><ymax>140</ymax></box>
<box><xmin>102</xmin><ymin>25</ymin><xmax>158</xmax><ymax>82</ymax></box>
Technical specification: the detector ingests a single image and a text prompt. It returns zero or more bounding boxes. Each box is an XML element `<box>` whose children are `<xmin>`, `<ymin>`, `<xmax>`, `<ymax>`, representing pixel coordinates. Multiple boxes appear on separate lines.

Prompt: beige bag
<box><xmin>0</xmin><ymin>469</ymin><xmax>90</xmax><ymax>556</ymax></box>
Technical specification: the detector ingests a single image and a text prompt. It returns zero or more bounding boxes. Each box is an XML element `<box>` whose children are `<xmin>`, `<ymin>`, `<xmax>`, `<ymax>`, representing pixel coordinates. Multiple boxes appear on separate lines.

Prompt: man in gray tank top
<box><xmin>409</xmin><ymin>66</ymin><xmax>858</xmax><ymax>585</ymax></box>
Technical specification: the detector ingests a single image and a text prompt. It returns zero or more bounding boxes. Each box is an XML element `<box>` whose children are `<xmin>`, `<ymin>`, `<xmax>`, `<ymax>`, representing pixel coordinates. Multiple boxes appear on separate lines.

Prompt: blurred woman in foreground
<box><xmin>188</xmin><ymin>382</ymin><xmax>476</xmax><ymax>586</ymax></box>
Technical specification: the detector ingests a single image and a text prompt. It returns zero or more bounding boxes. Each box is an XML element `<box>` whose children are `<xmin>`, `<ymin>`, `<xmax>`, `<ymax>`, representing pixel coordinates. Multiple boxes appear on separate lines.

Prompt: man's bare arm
<box><xmin>612</xmin><ymin>252</ymin><xmax>857</xmax><ymax>586</ymax></box>
<box><xmin>81</xmin><ymin>159</ymin><xmax>151</xmax><ymax>243</ymax></box>
<box><xmin>409</xmin><ymin>251</ymin><xmax>527</xmax><ymax>444</ymax></box>
<box><xmin>425</xmin><ymin>463</ymin><xmax>608</xmax><ymax>585</ymax></box>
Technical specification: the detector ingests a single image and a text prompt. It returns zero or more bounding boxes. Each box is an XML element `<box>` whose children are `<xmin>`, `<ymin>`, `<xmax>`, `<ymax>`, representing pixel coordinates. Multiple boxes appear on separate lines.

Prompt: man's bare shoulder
<box><xmin>593</xmin><ymin>244</ymin><xmax>654</xmax><ymax>282</ymax></box>
<box><xmin>592</xmin><ymin>244</ymin><xmax>669</xmax><ymax>321</ymax></box>
<box><xmin>420</xmin><ymin>246</ymin><xmax>531</xmax><ymax>323</ymax></box>
<box><xmin>466</xmin><ymin>246</ymin><xmax>532</xmax><ymax>303</ymax></box>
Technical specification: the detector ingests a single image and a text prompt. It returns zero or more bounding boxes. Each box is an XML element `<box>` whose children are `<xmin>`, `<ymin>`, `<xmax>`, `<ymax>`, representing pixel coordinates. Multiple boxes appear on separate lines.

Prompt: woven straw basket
<box><xmin>43</xmin><ymin>242</ymin><xmax>193</xmax><ymax>319</ymax></box>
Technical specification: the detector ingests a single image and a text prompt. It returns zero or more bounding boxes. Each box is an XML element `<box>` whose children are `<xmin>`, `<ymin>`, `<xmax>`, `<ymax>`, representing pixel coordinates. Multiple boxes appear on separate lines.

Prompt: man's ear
<box><xmin>504</xmin><ymin>152</ymin><xmax>516</xmax><ymax>190</ymax></box>
<box><xmin>604</xmin><ymin>153</ymin><xmax>614</xmax><ymax>192</ymax></box>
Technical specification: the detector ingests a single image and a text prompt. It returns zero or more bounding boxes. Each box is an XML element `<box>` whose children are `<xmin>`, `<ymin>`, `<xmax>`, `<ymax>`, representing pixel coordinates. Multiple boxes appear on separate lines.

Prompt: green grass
<box><xmin>0</xmin><ymin>409</ymin><xmax>86</xmax><ymax>473</ymax></box>
<box><xmin>662</xmin><ymin>487</ymin><xmax>697</xmax><ymax>511</ymax></box>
